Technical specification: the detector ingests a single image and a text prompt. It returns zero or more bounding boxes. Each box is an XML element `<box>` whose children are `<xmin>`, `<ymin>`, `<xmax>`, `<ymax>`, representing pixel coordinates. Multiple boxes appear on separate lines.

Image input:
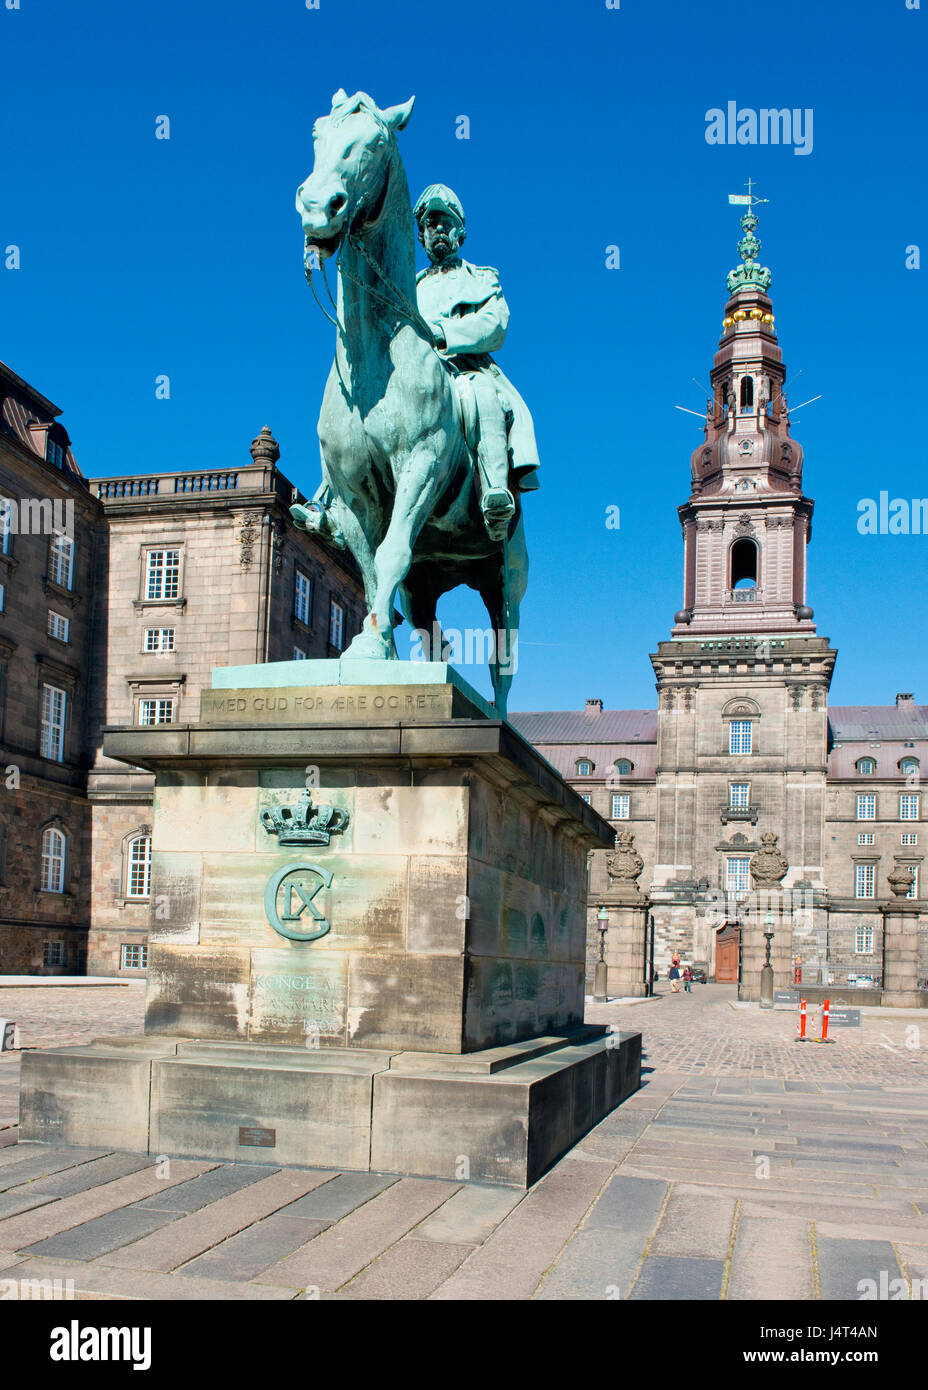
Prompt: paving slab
<box><xmin>430</xmin><ymin>1158</ymin><xmax>612</xmax><ymax>1301</ymax></box>
<box><xmin>179</xmin><ymin>1214</ymin><xmax>332</xmax><ymax>1282</ymax></box>
<box><xmin>0</xmin><ymin>1160</ymin><xmax>211</xmax><ymax>1249</ymax></box>
<box><xmin>276</xmin><ymin>1173</ymin><xmax>397</xmax><ymax>1222</ymax></box>
<box><xmin>341</xmin><ymin>1237</ymin><xmax>474</xmax><ymax>1300</ymax></box>
<box><xmin>0</xmin><ymin>1147</ymin><xmax>110</xmax><ymax>1187</ymax></box>
<box><xmin>6</xmin><ymin>1255</ymin><xmax>298</xmax><ymax>1301</ymax></box>
<box><xmin>16</xmin><ymin>1152</ymin><xmax>153</xmax><ymax>1198</ymax></box>
<box><xmin>257</xmin><ymin>1179</ymin><xmax>460</xmax><ymax>1292</ymax></box>
<box><xmin>727</xmin><ymin>1216</ymin><xmax>814</xmax><ymax>1300</ymax></box>
<box><xmin>133</xmin><ymin>1164</ymin><xmax>278</xmax><ymax>1213</ymax></box>
<box><xmin>649</xmin><ymin>1190</ymin><xmax>736</xmax><ymax>1260</ymax></box>
<box><xmin>536</xmin><ymin>1176</ymin><xmax>668</xmax><ymax>1301</ymax></box>
<box><xmin>629</xmin><ymin>1255</ymin><xmax>724</xmax><ymax>1300</ymax></box>
<box><xmin>101</xmin><ymin>1169</ymin><xmax>335</xmax><ymax>1273</ymax></box>
<box><xmin>816</xmin><ymin>1237</ymin><xmax>901</xmax><ymax>1300</ymax></box>
<box><xmin>23</xmin><ymin>1207</ymin><xmax>179</xmax><ymax>1260</ymax></box>
<box><xmin>414</xmin><ymin>1184</ymin><xmax>524</xmax><ymax>1245</ymax></box>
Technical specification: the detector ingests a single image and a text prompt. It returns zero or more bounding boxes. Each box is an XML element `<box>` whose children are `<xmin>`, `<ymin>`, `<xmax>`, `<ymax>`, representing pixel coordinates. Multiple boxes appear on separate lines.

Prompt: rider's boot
<box><xmin>475</xmin><ymin>407</ymin><xmax>516</xmax><ymax>542</ymax></box>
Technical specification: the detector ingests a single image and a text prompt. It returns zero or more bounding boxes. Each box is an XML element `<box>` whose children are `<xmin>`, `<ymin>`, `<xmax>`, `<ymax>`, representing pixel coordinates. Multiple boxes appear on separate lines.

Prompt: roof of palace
<box><xmin>828</xmin><ymin>704</ymin><xmax>928</xmax><ymax>742</ymax></box>
<box><xmin>508</xmin><ymin>709</ymin><xmax>658</xmax><ymax>745</ymax></box>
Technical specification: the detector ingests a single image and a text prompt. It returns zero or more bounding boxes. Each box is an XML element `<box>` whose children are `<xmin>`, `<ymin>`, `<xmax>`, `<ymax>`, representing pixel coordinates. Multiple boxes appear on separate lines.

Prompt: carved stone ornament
<box><xmin>260</xmin><ymin>789</ymin><xmax>350</xmax><ymax>846</ymax></box>
<box><xmin>735</xmin><ymin>514</ymin><xmax>754</xmax><ymax>535</ymax></box>
<box><xmin>239</xmin><ymin>511</ymin><xmax>259</xmax><ymax>570</ymax></box>
<box><xmin>789</xmin><ymin>684</ymin><xmax>805</xmax><ymax>710</ymax></box>
<box><xmin>738</xmin><ymin>438</ymin><xmax>754</xmax><ymax>456</ymax></box>
<box><xmin>606</xmin><ymin>831</ymin><xmax>644</xmax><ymax>885</ymax></box>
<box><xmin>750</xmin><ymin>832</ymin><xmax>789</xmax><ymax>886</ymax></box>
<box><xmin>809</xmin><ymin>686</ymin><xmax>824</xmax><ymax>710</ymax></box>
<box><xmin>887</xmin><ymin>860</ymin><xmax>916</xmax><ymax>898</ymax></box>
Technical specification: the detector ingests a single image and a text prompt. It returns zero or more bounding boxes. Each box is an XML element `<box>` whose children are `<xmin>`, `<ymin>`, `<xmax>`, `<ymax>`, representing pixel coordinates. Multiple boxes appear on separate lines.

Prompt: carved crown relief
<box><xmin>606</xmin><ymin>831</ymin><xmax>644</xmax><ymax>886</ymax></box>
<box><xmin>750</xmin><ymin>833</ymin><xmax>789</xmax><ymax>886</ymax></box>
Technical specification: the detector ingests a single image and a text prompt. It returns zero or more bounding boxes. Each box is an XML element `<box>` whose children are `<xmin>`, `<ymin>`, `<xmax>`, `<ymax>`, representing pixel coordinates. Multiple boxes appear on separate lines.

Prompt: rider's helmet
<box><xmin>413</xmin><ymin>184</ymin><xmax>466</xmax><ymax>246</ymax></box>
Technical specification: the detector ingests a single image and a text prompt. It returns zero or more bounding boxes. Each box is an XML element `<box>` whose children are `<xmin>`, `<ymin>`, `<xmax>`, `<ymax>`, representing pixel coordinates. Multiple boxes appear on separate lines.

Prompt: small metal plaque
<box><xmin>238</xmin><ymin>1126</ymin><xmax>276</xmax><ymax>1148</ymax></box>
<box><xmin>774</xmin><ymin>990</ymin><xmax>799</xmax><ymax>1005</ymax></box>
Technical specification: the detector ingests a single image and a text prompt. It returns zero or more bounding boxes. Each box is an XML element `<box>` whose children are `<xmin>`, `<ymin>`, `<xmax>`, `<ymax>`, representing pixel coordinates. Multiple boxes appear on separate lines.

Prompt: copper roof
<box><xmin>508</xmin><ymin>709</ymin><xmax>658</xmax><ymax>744</ymax></box>
<box><xmin>828</xmin><ymin>705</ymin><xmax>928</xmax><ymax>742</ymax></box>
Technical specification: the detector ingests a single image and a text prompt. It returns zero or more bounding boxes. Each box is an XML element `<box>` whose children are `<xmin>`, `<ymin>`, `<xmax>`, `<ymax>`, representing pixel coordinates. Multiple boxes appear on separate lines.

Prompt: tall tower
<box><xmin>674</xmin><ymin>201</ymin><xmax>814</xmax><ymax>635</ymax></box>
<box><xmin>649</xmin><ymin>194</ymin><xmax>837</xmax><ymax>994</ymax></box>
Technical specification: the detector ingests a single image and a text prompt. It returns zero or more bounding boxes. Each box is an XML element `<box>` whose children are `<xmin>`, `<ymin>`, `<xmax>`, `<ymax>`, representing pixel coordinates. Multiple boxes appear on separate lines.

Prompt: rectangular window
<box><xmin>47</xmin><ymin>611</ymin><xmax>69</xmax><ymax>643</ymax></box>
<box><xmin>139</xmin><ymin>698</ymin><xmax>175</xmax><ymax>725</ymax></box>
<box><xmin>0</xmin><ymin>499</ymin><xmax>11</xmax><ymax>555</ymax></box>
<box><xmin>904</xmin><ymin>865</ymin><xmax>919</xmax><ymax>900</ymax></box>
<box><xmin>293</xmin><ymin>646</ymin><xmax>307</xmax><ymax>661</ymax></box>
<box><xmin>581</xmin><ymin>794</ymin><xmax>592</xmax><ymax>805</ymax></box>
<box><xmin>855</xmin><ymin>924</ymin><xmax>874</xmax><ymax>955</ymax></box>
<box><xmin>0</xmin><ymin>584</ymin><xmax>6</xmax><ymax>611</ymax></box>
<box><xmin>145</xmin><ymin>548</ymin><xmax>180</xmax><ymax>600</ymax></box>
<box><xmin>294</xmin><ymin>570</ymin><xmax>312</xmax><ymax>625</ymax></box>
<box><xmin>49</xmin><ymin>534</ymin><xmax>74</xmax><ymax>589</ymax></box>
<box><xmin>726</xmin><ymin>857</ymin><xmax>751</xmax><ymax>895</ymax></box>
<box><xmin>40</xmin><ymin>683</ymin><xmax>66</xmax><ymax>761</ymax></box>
<box><xmin>901</xmin><ymin>832</ymin><xmax>918</xmax><ymax>846</ymax></box>
<box><xmin>855</xmin><ymin>863</ymin><xmax>876</xmax><ymax>899</ymax></box>
<box><xmin>729</xmin><ymin>720</ymin><xmax>753</xmax><ymax>755</ymax></box>
<box><xmin>329</xmin><ymin>599</ymin><xmax>345</xmax><ymax>651</ymax></box>
<box><xmin>900</xmin><ymin>794</ymin><xmax>919</xmax><ymax>821</ymax></box>
<box><xmin>611</xmin><ymin>794</ymin><xmax>630</xmax><ymax>820</ymax></box>
<box><xmin>857</xmin><ymin>832</ymin><xmax>875</xmax><ymax>846</ymax></box>
<box><xmin>120</xmin><ymin>944</ymin><xmax>149</xmax><ymax>970</ymax></box>
<box><xmin>856</xmin><ymin>794</ymin><xmax>876</xmax><ymax>821</ymax></box>
<box><xmin>729</xmin><ymin>783</ymin><xmax>750</xmax><ymax>809</ymax></box>
<box><xmin>144</xmin><ymin>628</ymin><xmax>175</xmax><ymax>652</ymax></box>
<box><xmin>43</xmin><ymin>941</ymin><xmax>66</xmax><ymax>967</ymax></box>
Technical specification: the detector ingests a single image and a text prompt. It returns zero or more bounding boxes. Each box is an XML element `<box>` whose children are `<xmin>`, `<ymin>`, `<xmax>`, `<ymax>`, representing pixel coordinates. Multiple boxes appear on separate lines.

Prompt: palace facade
<box><xmin>511</xmin><ymin>213</ymin><xmax>927</xmax><ymax>995</ymax></box>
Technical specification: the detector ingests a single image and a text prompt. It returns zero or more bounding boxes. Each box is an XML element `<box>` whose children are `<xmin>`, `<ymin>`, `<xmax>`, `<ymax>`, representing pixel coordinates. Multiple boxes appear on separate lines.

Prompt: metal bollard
<box><xmin>796</xmin><ymin>997</ymin><xmax>807</xmax><ymax>1041</ymax></box>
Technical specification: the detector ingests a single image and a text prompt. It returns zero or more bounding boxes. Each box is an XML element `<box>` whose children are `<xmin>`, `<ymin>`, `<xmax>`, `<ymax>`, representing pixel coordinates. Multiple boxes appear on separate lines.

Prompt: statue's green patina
<box><xmin>291</xmin><ymin>89</ymin><xmax>537</xmax><ymax>716</ymax></box>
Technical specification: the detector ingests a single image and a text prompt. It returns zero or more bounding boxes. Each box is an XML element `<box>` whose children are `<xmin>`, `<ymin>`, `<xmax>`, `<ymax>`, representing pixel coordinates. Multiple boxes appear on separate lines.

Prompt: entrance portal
<box><xmin>715</xmin><ymin>921</ymin><xmax>741</xmax><ymax>982</ymax></box>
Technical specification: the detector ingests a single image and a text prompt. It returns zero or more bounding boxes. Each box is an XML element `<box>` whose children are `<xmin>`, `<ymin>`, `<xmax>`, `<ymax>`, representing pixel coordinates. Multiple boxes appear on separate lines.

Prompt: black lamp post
<box><xmin>593</xmin><ymin>906</ymin><xmax>609</xmax><ymax>1003</ymax></box>
<box><xmin>760</xmin><ymin>907</ymin><xmax>775</xmax><ymax>1009</ymax></box>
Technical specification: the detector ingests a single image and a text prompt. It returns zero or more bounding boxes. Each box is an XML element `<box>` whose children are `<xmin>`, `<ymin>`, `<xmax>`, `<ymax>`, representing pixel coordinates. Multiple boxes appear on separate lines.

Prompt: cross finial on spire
<box><xmin>726</xmin><ymin>181</ymin><xmax>772</xmax><ymax>294</ymax></box>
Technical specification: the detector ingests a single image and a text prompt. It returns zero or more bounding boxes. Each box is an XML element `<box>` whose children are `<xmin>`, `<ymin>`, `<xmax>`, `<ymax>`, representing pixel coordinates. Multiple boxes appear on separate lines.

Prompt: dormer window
<box><xmin>899</xmin><ymin>758</ymin><xmax>919</xmax><ymax>775</ymax></box>
<box><xmin>614</xmin><ymin>759</ymin><xmax>633</xmax><ymax>776</ymax></box>
<box><xmin>46</xmin><ymin>437</ymin><xmax>65</xmax><ymax>469</ymax></box>
<box><xmin>856</xmin><ymin>758</ymin><xmax>877</xmax><ymax>776</ymax></box>
<box><xmin>576</xmin><ymin>759</ymin><xmax>594</xmax><ymax>777</ymax></box>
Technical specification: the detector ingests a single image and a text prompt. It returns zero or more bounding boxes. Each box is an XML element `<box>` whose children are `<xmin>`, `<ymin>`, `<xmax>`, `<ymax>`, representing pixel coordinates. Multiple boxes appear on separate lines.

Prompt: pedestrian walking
<box><xmin>682</xmin><ymin>965</ymin><xmax>694</xmax><ymax>993</ymax></box>
<box><xmin>669</xmin><ymin>962</ymin><xmax>681</xmax><ymax>993</ymax></box>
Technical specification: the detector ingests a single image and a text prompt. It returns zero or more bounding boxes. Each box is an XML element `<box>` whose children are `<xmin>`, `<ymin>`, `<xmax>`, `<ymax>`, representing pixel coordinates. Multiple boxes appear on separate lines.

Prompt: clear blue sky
<box><xmin>2</xmin><ymin>0</ymin><xmax>925</xmax><ymax>711</ymax></box>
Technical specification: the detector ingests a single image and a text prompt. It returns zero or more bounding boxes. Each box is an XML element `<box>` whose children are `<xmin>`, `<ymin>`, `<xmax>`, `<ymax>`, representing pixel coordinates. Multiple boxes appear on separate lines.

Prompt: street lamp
<box><xmin>760</xmin><ymin>907</ymin><xmax>775</xmax><ymax>1009</ymax></box>
<box><xmin>594</xmin><ymin>906</ymin><xmax>609</xmax><ymax>1003</ymax></box>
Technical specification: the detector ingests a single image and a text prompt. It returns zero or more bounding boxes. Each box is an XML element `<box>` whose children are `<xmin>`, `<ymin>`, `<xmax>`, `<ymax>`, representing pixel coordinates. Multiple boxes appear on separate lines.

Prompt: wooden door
<box><xmin>715</xmin><ymin>925</ymin><xmax>741</xmax><ymax>982</ymax></box>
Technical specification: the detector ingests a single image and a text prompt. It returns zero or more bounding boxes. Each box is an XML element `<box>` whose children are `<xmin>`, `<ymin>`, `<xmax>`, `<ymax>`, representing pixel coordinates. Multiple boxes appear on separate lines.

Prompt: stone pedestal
<box><xmin>881</xmin><ymin>898</ymin><xmax>921</xmax><ymax>1008</ymax></box>
<box><xmin>21</xmin><ymin>662</ymin><xmax>640</xmax><ymax>1186</ymax></box>
<box><xmin>602</xmin><ymin>889</ymin><xmax>650</xmax><ymax>998</ymax></box>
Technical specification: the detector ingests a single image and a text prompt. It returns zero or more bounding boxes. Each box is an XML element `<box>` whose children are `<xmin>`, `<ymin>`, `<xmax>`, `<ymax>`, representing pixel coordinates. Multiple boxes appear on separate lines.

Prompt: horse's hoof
<box><xmin>343</xmin><ymin>629</ymin><xmax>394</xmax><ymax>661</ymax></box>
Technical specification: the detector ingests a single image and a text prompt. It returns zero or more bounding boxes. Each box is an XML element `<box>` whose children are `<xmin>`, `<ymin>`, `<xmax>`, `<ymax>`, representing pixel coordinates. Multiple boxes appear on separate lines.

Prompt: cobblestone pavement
<box><xmin>0</xmin><ymin>983</ymin><xmax>926</xmax><ymax>1300</ymax></box>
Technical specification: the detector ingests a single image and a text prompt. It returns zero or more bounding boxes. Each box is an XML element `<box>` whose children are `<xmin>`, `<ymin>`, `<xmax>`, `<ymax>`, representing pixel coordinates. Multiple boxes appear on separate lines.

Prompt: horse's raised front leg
<box><xmin>343</xmin><ymin>444</ymin><xmax>445</xmax><ymax>660</ymax></box>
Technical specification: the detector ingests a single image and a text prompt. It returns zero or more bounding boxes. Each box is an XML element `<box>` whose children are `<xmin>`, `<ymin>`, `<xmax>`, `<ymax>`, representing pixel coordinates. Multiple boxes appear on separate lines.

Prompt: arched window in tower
<box><xmin>740</xmin><ymin>376</ymin><xmax>754</xmax><ymax>412</ymax></box>
<box><xmin>730</xmin><ymin>538</ymin><xmax>758</xmax><ymax>595</ymax></box>
<box><xmin>721</xmin><ymin>383</ymin><xmax>729</xmax><ymax>415</ymax></box>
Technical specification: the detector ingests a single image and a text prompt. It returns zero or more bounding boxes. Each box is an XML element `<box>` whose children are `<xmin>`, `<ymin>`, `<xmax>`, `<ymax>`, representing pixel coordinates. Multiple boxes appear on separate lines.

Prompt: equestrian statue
<box><xmin>290</xmin><ymin>89</ymin><xmax>539</xmax><ymax>716</ymax></box>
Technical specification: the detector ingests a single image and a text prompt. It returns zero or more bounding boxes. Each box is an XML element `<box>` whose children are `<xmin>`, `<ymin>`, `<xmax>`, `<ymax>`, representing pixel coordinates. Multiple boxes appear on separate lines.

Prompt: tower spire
<box><xmin>727</xmin><ymin>182</ymin><xmax>772</xmax><ymax>294</ymax></box>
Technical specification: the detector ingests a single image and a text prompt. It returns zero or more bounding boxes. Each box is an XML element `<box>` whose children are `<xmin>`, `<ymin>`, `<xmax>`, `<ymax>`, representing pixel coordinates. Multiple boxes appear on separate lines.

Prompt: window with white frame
<box><xmin>581</xmin><ymin>794</ymin><xmax>592</xmax><ymax>805</ymax></box>
<box><xmin>856</xmin><ymin>794</ymin><xmax>876</xmax><ymax>821</ymax></box>
<box><xmin>855</xmin><ymin>924</ymin><xmax>874</xmax><ymax>954</ymax></box>
<box><xmin>121</xmin><ymin>944</ymin><xmax>148</xmax><ymax>970</ymax></box>
<box><xmin>729</xmin><ymin>783</ymin><xmax>750</xmax><ymax>809</ymax></box>
<box><xmin>611</xmin><ymin>794</ymin><xmax>630</xmax><ymax>819</ymax></box>
<box><xmin>126</xmin><ymin>835</ymin><xmax>152</xmax><ymax>899</ymax></box>
<box><xmin>0</xmin><ymin>584</ymin><xmax>4</xmax><ymax>611</ymax></box>
<box><xmin>40</xmin><ymin>827</ymin><xmax>65</xmax><ymax>893</ymax></box>
<box><xmin>43</xmin><ymin>940</ymin><xmax>66</xmax><ymax>966</ymax></box>
<box><xmin>901</xmin><ymin>832</ymin><xmax>918</xmax><ymax>846</ymax></box>
<box><xmin>49</xmin><ymin>534</ymin><xmax>74</xmax><ymax>589</ymax></box>
<box><xmin>900</xmin><ymin>794</ymin><xmax>919</xmax><ymax>821</ymax></box>
<box><xmin>0</xmin><ymin>498</ymin><xmax>11</xmax><ymax>555</ymax></box>
<box><xmin>144</xmin><ymin>628</ymin><xmax>175</xmax><ymax>652</ymax></box>
<box><xmin>329</xmin><ymin>599</ymin><xmax>345</xmax><ymax>650</ymax></box>
<box><xmin>856</xmin><ymin>757</ymin><xmax>876</xmax><ymax>776</ymax></box>
<box><xmin>145</xmin><ymin>548</ymin><xmax>180</xmax><ymax>600</ymax></box>
<box><xmin>855</xmin><ymin>863</ymin><xmax>876</xmax><ymax>899</ymax></box>
<box><xmin>293</xmin><ymin>646</ymin><xmax>308</xmax><ymax>660</ymax></box>
<box><xmin>900</xmin><ymin>758</ymin><xmax>919</xmax><ymax>776</ymax></box>
<box><xmin>47</xmin><ymin>611</ymin><xmax>69</xmax><ymax>643</ymax></box>
<box><xmin>139</xmin><ymin>698</ymin><xmax>175</xmax><ymax>726</ymax></box>
<box><xmin>726</xmin><ymin>857</ymin><xmax>751</xmax><ymax>895</ymax></box>
<box><xmin>40</xmin><ymin>683</ymin><xmax>66</xmax><ymax>761</ymax></box>
<box><xmin>576</xmin><ymin>760</ymin><xmax>593</xmax><ymax>777</ymax></box>
<box><xmin>903</xmin><ymin>864</ymin><xmax>919</xmax><ymax>900</ymax></box>
<box><xmin>857</xmin><ymin>832</ymin><xmax>875</xmax><ymax>846</ymax></box>
<box><xmin>729</xmin><ymin>720</ymin><xmax>753</xmax><ymax>755</ymax></box>
<box><xmin>294</xmin><ymin>570</ymin><xmax>312</xmax><ymax>625</ymax></box>
<box><xmin>614</xmin><ymin>759</ymin><xmax>633</xmax><ymax>776</ymax></box>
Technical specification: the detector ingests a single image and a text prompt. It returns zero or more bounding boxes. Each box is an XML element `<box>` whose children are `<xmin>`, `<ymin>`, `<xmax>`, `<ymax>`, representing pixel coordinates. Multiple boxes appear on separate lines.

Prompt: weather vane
<box><xmin>728</xmin><ymin>178</ymin><xmax>770</xmax><ymax>212</ymax></box>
